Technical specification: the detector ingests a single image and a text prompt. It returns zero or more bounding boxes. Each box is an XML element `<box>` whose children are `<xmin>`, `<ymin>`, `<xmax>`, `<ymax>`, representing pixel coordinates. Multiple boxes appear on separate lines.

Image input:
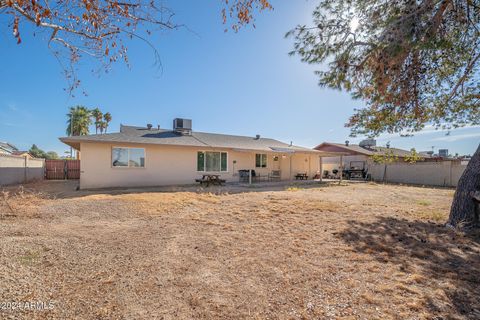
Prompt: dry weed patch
<box><xmin>0</xmin><ymin>186</ymin><xmax>51</xmax><ymax>218</ymax></box>
<box><xmin>1</xmin><ymin>181</ymin><xmax>478</xmax><ymax>319</ymax></box>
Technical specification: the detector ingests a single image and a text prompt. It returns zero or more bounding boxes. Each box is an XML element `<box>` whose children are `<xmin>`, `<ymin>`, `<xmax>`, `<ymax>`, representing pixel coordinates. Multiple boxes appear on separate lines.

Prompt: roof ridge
<box><xmin>122</xmin><ymin>124</ymin><xmax>286</xmax><ymax>143</ymax></box>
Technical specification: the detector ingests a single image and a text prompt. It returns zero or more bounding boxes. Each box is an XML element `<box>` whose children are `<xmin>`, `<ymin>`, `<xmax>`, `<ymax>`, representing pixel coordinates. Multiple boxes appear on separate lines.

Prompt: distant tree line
<box><xmin>29</xmin><ymin>144</ymin><xmax>59</xmax><ymax>160</ymax></box>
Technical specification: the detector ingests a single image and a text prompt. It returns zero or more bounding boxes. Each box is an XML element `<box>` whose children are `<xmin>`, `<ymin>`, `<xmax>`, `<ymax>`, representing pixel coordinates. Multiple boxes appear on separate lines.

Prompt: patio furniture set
<box><xmin>196</xmin><ymin>170</ymin><xmax>312</xmax><ymax>186</ymax></box>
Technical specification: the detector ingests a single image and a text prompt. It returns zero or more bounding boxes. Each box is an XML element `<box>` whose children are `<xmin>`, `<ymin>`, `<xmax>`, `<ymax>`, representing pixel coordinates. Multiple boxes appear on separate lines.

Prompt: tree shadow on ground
<box><xmin>336</xmin><ymin>216</ymin><xmax>480</xmax><ymax>318</ymax></box>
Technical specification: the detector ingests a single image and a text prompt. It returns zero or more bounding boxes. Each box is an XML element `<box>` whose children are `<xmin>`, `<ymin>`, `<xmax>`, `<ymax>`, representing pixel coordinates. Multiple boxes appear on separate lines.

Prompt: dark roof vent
<box><xmin>147</xmin><ymin>124</ymin><xmax>153</xmax><ymax>130</ymax></box>
<box><xmin>345</xmin><ymin>140</ymin><xmax>350</xmax><ymax>146</ymax></box>
<box><xmin>157</xmin><ymin>124</ymin><xmax>160</xmax><ymax>130</ymax></box>
<box><xmin>255</xmin><ymin>134</ymin><xmax>261</xmax><ymax>140</ymax></box>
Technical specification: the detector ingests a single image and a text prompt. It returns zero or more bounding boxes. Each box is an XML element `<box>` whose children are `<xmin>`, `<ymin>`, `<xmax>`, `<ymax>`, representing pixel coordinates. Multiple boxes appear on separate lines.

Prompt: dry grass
<box><xmin>1</xmin><ymin>186</ymin><xmax>51</xmax><ymax>218</ymax></box>
<box><xmin>0</xmin><ymin>181</ymin><xmax>479</xmax><ymax>319</ymax></box>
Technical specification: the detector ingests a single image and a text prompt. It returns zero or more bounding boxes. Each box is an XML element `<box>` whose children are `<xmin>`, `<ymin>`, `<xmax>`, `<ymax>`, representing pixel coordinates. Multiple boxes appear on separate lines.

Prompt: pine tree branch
<box><xmin>447</xmin><ymin>50</ymin><xmax>480</xmax><ymax>102</ymax></box>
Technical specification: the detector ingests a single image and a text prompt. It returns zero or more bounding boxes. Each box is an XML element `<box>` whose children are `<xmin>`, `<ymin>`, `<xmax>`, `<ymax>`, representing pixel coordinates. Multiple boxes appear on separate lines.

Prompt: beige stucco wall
<box><xmin>0</xmin><ymin>154</ymin><xmax>45</xmax><ymax>186</ymax></box>
<box><xmin>369</xmin><ymin>161</ymin><xmax>466</xmax><ymax>187</ymax></box>
<box><xmin>79</xmin><ymin>142</ymin><xmax>321</xmax><ymax>189</ymax></box>
<box><xmin>321</xmin><ymin>155</ymin><xmax>467</xmax><ymax>187</ymax></box>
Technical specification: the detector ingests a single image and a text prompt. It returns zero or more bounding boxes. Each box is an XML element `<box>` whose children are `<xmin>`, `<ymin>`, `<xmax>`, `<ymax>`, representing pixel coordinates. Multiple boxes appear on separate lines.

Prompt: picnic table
<box><xmin>195</xmin><ymin>174</ymin><xmax>226</xmax><ymax>187</ymax></box>
<box><xmin>295</xmin><ymin>173</ymin><xmax>308</xmax><ymax>180</ymax></box>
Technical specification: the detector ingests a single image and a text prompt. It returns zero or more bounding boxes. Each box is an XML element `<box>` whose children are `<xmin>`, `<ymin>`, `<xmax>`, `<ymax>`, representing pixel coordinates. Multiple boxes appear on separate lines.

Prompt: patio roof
<box><xmin>315</xmin><ymin>142</ymin><xmax>424</xmax><ymax>158</ymax></box>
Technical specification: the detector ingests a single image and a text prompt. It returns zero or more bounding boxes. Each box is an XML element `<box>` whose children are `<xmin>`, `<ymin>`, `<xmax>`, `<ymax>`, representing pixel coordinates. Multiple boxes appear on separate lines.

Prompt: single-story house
<box><xmin>314</xmin><ymin>140</ymin><xmax>432</xmax><ymax>174</ymax></box>
<box><xmin>11</xmin><ymin>151</ymin><xmax>34</xmax><ymax>158</ymax></box>
<box><xmin>60</xmin><ymin>119</ymin><xmax>338</xmax><ymax>189</ymax></box>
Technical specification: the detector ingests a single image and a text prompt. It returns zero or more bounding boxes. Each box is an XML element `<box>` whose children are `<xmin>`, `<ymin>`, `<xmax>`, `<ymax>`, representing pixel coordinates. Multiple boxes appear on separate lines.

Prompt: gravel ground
<box><xmin>1</xmin><ymin>181</ymin><xmax>479</xmax><ymax>319</ymax></box>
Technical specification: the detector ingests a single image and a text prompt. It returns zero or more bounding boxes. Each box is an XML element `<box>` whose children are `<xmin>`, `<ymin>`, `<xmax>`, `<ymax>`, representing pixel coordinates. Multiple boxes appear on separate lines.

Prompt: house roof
<box><xmin>315</xmin><ymin>142</ymin><xmax>424</xmax><ymax>158</ymax></box>
<box><xmin>11</xmin><ymin>151</ymin><xmax>32</xmax><ymax>156</ymax></box>
<box><xmin>0</xmin><ymin>142</ymin><xmax>18</xmax><ymax>153</ymax></box>
<box><xmin>60</xmin><ymin>125</ymin><xmax>340</xmax><ymax>156</ymax></box>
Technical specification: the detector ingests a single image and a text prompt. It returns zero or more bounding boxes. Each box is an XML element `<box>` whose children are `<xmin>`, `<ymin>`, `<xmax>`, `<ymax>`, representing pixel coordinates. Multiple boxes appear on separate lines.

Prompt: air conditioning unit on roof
<box><xmin>173</xmin><ymin>118</ymin><xmax>192</xmax><ymax>135</ymax></box>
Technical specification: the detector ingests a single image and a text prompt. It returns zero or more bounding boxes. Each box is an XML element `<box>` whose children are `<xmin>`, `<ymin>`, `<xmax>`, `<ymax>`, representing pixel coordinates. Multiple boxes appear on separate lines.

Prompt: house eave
<box><xmin>59</xmin><ymin>137</ymin><xmax>81</xmax><ymax>151</ymax></box>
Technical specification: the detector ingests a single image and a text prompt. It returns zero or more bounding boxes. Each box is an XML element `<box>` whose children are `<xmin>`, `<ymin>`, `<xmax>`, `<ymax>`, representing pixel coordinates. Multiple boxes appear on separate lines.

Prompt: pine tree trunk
<box><xmin>447</xmin><ymin>144</ymin><xmax>480</xmax><ymax>228</ymax></box>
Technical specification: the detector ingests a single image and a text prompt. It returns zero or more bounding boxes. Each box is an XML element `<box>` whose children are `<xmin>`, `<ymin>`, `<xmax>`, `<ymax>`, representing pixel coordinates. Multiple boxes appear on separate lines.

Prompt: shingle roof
<box><xmin>11</xmin><ymin>151</ymin><xmax>31</xmax><ymax>156</ymax></box>
<box><xmin>315</xmin><ymin>142</ymin><xmax>426</xmax><ymax>158</ymax></box>
<box><xmin>0</xmin><ymin>142</ymin><xmax>18</xmax><ymax>153</ymax></box>
<box><xmin>60</xmin><ymin>125</ymin><xmax>327</xmax><ymax>154</ymax></box>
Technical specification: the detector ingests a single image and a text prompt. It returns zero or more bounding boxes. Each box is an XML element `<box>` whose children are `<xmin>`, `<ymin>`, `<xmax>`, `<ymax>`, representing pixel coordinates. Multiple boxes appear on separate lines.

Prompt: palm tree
<box><xmin>91</xmin><ymin>107</ymin><xmax>103</xmax><ymax>134</ymax></box>
<box><xmin>66</xmin><ymin>106</ymin><xmax>92</xmax><ymax>136</ymax></box>
<box><xmin>98</xmin><ymin>121</ymin><xmax>106</xmax><ymax>134</ymax></box>
<box><xmin>103</xmin><ymin>112</ymin><xmax>112</xmax><ymax>133</ymax></box>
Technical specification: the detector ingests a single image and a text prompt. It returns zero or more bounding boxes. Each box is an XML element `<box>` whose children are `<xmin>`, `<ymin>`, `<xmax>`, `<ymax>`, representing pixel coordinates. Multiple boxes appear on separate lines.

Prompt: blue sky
<box><xmin>0</xmin><ymin>1</ymin><xmax>478</xmax><ymax>156</ymax></box>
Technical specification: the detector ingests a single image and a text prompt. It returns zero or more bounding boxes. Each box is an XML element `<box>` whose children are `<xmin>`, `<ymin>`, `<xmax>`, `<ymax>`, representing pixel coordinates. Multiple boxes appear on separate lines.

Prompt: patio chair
<box><xmin>269</xmin><ymin>170</ymin><xmax>281</xmax><ymax>181</ymax></box>
<box><xmin>238</xmin><ymin>169</ymin><xmax>269</xmax><ymax>183</ymax></box>
<box><xmin>238</xmin><ymin>169</ymin><xmax>250</xmax><ymax>182</ymax></box>
<box><xmin>238</xmin><ymin>169</ymin><xmax>259</xmax><ymax>182</ymax></box>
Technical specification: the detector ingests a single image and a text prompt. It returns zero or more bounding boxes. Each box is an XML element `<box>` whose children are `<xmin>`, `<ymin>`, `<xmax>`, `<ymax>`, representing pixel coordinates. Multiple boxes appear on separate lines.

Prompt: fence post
<box><xmin>249</xmin><ymin>169</ymin><xmax>252</xmax><ymax>185</ymax></box>
<box><xmin>24</xmin><ymin>156</ymin><xmax>27</xmax><ymax>183</ymax></box>
<box><xmin>449</xmin><ymin>160</ymin><xmax>453</xmax><ymax>187</ymax></box>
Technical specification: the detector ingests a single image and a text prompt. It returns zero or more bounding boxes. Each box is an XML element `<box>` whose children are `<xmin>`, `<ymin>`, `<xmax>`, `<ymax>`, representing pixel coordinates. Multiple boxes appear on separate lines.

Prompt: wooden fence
<box><xmin>45</xmin><ymin>160</ymin><xmax>80</xmax><ymax>180</ymax></box>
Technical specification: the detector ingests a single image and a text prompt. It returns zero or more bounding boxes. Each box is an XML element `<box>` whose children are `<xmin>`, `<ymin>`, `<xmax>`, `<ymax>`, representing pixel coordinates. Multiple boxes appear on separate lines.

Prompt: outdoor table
<box><xmin>195</xmin><ymin>174</ymin><xmax>225</xmax><ymax>186</ymax></box>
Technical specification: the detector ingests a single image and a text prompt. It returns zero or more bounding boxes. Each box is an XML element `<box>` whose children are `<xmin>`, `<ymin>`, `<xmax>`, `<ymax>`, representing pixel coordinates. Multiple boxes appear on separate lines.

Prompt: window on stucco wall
<box><xmin>255</xmin><ymin>154</ymin><xmax>267</xmax><ymax>168</ymax></box>
<box><xmin>197</xmin><ymin>151</ymin><xmax>227</xmax><ymax>172</ymax></box>
<box><xmin>112</xmin><ymin>147</ymin><xmax>145</xmax><ymax>167</ymax></box>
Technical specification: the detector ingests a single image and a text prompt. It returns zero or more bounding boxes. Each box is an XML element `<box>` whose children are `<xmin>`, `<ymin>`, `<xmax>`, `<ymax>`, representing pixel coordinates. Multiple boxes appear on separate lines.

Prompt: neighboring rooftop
<box><xmin>60</xmin><ymin>124</ymin><xmax>337</xmax><ymax>155</ymax></box>
<box><xmin>0</xmin><ymin>142</ymin><xmax>18</xmax><ymax>154</ymax></box>
<box><xmin>11</xmin><ymin>151</ymin><xmax>32</xmax><ymax>156</ymax></box>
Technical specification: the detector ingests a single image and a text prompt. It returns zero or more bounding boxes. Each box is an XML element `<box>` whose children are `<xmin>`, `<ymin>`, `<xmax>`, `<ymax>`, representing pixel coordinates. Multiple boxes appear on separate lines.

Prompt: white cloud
<box><xmin>431</xmin><ymin>132</ymin><xmax>480</xmax><ymax>142</ymax></box>
<box><xmin>7</xmin><ymin>103</ymin><xmax>18</xmax><ymax>111</ymax></box>
<box><xmin>0</xmin><ymin>122</ymin><xmax>18</xmax><ymax>127</ymax></box>
<box><xmin>369</xmin><ymin>124</ymin><xmax>480</xmax><ymax>141</ymax></box>
<box><xmin>3</xmin><ymin>102</ymin><xmax>32</xmax><ymax>119</ymax></box>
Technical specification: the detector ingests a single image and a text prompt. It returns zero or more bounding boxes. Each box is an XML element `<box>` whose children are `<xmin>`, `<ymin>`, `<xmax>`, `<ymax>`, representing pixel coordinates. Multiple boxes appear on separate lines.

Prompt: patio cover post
<box><xmin>24</xmin><ymin>155</ymin><xmax>27</xmax><ymax>183</ymax></box>
<box><xmin>319</xmin><ymin>156</ymin><xmax>323</xmax><ymax>182</ymax></box>
<box><xmin>339</xmin><ymin>155</ymin><xmax>343</xmax><ymax>185</ymax></box>
<box><xmin>249</xmin><ymin>169</ymin><xmax>252</xmax><ymax>185</ymax></box>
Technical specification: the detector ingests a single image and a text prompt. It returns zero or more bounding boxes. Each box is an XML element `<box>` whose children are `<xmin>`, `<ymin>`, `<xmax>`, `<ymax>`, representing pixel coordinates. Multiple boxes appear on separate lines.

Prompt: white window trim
<box><xmin>197</xmin><ymin>150</ymin><xmax>229</xmax><ymax>173</ymax></box>
<box><xmin>111</xmin><ymin>146</ymin><xmax>146</xmax><ymax>169</ymax></box>
<box><xmin>255</xmin><ymin>153</ymin><xmax>268</xmax><ymax>168</ymax></box>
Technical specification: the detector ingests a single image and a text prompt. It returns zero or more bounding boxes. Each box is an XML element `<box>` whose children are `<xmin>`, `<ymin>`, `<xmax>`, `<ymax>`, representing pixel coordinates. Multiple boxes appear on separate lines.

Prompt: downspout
<box><xmin>308</xmin><ymin>155</ymin><xmax>311</xmax><ymax>176</ymax></box>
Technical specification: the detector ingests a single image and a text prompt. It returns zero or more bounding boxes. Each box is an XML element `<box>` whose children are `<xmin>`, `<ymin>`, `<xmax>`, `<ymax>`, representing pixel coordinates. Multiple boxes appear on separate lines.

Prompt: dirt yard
<box><xmin>1</xmin><ymin>181</ymin><xmax>479</xmax><ymax>319</ymax></box>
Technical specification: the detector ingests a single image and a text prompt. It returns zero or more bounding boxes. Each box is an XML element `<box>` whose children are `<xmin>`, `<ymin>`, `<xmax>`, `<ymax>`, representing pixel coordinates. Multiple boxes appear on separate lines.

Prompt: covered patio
<box><xmin>229</xmin><ymin>148</ymin><xmax>346</xmax><ymax>185</ymax></box>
